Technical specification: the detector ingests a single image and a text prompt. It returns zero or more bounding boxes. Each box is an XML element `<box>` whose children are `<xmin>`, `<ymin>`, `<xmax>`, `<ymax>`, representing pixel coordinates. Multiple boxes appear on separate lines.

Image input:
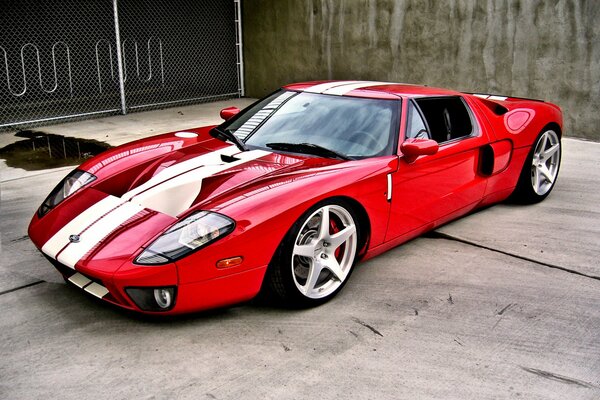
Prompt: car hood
<box><xmin>117</xmin><ymin>144</ymin><xmax>343</xmax><ymax>217</ymax></box>
<box><xmin>31</xmin><ymin>143</ymin><xmax>347</xmax><ymax>273</ymax></box>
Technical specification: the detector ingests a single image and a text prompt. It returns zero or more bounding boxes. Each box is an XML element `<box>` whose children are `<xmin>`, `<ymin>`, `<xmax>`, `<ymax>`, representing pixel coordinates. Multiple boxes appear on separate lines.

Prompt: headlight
<box><xmin>38</xmin><ymin>170</ymin><xmax>96</xmax><ymax>217</ymax></box>
<box><xmin>135</xmin><ymin>211</ymin><xmax>235</xmax><ymax>265</ymax></box>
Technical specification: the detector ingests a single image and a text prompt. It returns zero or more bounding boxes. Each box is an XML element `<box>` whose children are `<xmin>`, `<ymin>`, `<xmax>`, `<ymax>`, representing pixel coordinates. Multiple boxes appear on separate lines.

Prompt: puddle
<box><xmin>0</xmin><ymin>130</ymin><xmax>112</xmax><ymax>171</ymax></box>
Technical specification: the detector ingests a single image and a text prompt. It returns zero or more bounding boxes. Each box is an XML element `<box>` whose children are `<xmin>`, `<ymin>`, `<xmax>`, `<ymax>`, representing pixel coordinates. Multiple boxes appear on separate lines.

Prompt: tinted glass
<box><xmin>223</xmin><ymin>90</ymin><xmax>400</xmax><ymax>158</ymax></box>
<box><xmin>406</xmin><ymin>101</ymin><xmax>430</xmax><ymax>139</ymax></box>
<box><xmin>415</xmin><ymin>96</ymin><xmax>473</xmax><ymax>143</ymax></box>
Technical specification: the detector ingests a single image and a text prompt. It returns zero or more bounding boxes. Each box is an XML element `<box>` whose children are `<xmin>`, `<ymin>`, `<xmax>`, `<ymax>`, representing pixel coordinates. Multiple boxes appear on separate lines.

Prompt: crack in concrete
<box><xmin>0</xmin><ymin>280</ymin><xmax>45</xmax><ymax>296</ymax></box>
<box><xmin>351</xmin><ymin>317</ymin><xmax>383</xmax><ymax>337</ymax></box>
<box><xmin>426</xmin><ymin>231</ymin><xmax>600</xmax><ymax>282</ymax></box>
<box><xmin>496</xmin><ymin>303</ymin><xmax>514</xmax><ymax>315</ymax></box>
<box><xmin>520</xmin><ymin>366</ymin><xmax>597</xmax><ymax>389</ymax></box>
<box><xmin>9</xmin><ymin>235</ymin><xmax>29</xmax><ymax>243</ymax></box>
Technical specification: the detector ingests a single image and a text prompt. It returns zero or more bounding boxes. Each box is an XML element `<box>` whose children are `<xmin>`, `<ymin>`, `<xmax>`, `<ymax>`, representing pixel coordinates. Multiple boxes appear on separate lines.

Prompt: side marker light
<box><xmin>216</xmin><ymin>257</ymin><xmax>243</xmax><ymax>269</ymax></box>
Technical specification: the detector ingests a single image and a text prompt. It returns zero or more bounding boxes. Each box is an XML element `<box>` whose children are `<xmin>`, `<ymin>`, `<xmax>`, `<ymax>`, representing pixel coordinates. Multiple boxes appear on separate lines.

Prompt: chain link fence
<box><xmin>0</xmin><ymin>0</ymin><xmax>242</xmax><ymax>131</ymax></box>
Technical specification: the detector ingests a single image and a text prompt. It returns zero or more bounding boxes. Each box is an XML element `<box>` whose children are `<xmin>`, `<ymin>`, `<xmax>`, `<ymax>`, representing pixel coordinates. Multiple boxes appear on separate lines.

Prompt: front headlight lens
<box><xmin>38</xmin><ymin>170</ymin><xmax>96</xmax><ymax>217</ymax></box>
<box><xmin>135</xmin><ymin>211</ymin><xmax>235</xmax><ymax>265</ymax></box>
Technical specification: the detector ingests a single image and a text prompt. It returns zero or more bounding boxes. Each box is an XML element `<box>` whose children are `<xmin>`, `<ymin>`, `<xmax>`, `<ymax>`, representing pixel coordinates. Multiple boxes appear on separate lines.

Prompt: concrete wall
<box><xmin>242</xmin><ymin>0</ymin><xmax>600</xmax><ymax>140</ymax></box>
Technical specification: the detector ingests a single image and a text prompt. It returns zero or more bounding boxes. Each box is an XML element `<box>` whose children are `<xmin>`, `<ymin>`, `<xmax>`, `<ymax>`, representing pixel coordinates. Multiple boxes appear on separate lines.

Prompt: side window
<box><xmin>414</xmin><ymin>96</ymin><xmax>474</xmax><ymax>143</ymax></box>
<box><xmin>406</xmin><ymin>101</ymin><xmax>430</xmax><ymax>140</ymax></box>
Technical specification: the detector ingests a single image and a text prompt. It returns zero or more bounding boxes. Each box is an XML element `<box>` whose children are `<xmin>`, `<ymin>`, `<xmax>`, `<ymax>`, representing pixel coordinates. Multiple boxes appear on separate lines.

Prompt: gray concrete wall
<box><xmin>242</xmin><ymin>0</ymin><xmax>600</xmax><ymax>140</ymax></box>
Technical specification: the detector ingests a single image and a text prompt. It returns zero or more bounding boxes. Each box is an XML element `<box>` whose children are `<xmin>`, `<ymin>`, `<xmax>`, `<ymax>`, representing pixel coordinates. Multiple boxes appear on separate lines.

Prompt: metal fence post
<box><xmin>234</xmin><ymin>0</ymin><xmax>245</xmax><ymax>97</ymax></box>
<box><xmin>113</xmin><ymin>0</ymin><xmax>127</xmax><ymax>115</ymax></box>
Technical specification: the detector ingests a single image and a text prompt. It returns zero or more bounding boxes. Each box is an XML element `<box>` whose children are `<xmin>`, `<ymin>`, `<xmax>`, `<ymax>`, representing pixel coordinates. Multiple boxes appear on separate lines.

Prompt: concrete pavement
<box><xmin>1</xmin><ymin>105</ymin><xmax>599</xmax><ymax>399</ymax></box>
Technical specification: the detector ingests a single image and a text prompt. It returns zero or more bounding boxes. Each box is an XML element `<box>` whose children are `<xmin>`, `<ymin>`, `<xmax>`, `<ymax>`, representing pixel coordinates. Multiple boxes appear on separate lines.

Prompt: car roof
<box><xmin>283</xmin><ymin>80</ymin><xmax>462</xmax><ymax>99</ymax></box>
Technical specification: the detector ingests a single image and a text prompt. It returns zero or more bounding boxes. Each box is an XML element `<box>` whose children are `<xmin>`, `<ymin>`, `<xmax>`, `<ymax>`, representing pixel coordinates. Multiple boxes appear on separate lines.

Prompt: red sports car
<box><xmin>28</xmin><ymin>81</ymin><xmax>562</xmax><ymax>314</ymax></box>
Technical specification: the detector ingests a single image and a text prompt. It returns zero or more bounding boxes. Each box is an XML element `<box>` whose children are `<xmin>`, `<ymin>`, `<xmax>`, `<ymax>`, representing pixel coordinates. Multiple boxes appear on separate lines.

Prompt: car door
<box><xmin>385</xmin><ymin>96</ymin><xmax>488</xmax><ymax>242</ymax></box>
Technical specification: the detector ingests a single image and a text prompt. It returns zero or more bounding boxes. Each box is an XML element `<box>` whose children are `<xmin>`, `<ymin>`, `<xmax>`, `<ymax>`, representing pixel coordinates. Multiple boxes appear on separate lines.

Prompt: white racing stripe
<box><xmin>68</xmin><ymin>272</ymin><xmax>92</xmax><ymax>288</ymax></box>
<box><xmin>41</xmin><ymin>195</ymin><xmax>122</xmax><ymax>259</ymax></box>
<box><xmin>122</xmin><ymin>145</ymin><xmax>239</xmax><ymax>200</ymax></box>
<box><xmin>323</xmin><ymin>81</ymin><xmax>397</xmax><ymax>95</ymax></box>
<box><xmin>303</xmin><ymin>81</ymin><xmax>365</xmax><ymax>94</ymax></box>
<box><xmin>57</xmin><ymin>201</ymin><xmax>144</xmax><ymax>269</ymax></box>
<box><xmin>473</xmin><ymin>93</ymin><xmax>508</xmax><ymax>101</ymax></box>
<box><xmin>84</xmin><ymin>282</ymin><xmax>110</xmax><ymax>298</ymax></box>
<box><xmin>303</xmin><ymin>81</ymin><xmax>403</xmax><ymax>96</ymax></box>
<box><xmin>128</xmin><ymin>148</ymin><xmax>271</xmax><ymax>217</ymax></box>
<box><xmin>42</xmin><ymin>146</ymin><xmax>272</xmax><ymax>270</ymax></box>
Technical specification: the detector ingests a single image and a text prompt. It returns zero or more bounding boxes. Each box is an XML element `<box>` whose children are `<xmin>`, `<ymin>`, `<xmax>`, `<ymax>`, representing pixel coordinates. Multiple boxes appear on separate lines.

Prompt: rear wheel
<box><xmin>267</xmin><ymin>200</ymin><xmax>360</xmax><ymax>307</ymax></box>
<box><xmin>511</xmin><ymin>129</ymin><xmax>561</xmax><ymax>203</ymax></box>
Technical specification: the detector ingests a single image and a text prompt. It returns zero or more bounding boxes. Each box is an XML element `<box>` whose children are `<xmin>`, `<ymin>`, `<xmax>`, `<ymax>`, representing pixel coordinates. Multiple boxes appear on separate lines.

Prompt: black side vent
<box><xmin>476</xmin><ymin>97</ymin><xmax>509</xmax><ymax>116</ymax></box>
<box><xmin>479</xmin><ymin>145</ymin><xmax>494</xmax><ymax>176</ymax></box>
<box><xmin>493</xmin><ymin>104</ymin><xmax>509</xmax><ymax>115</ymax></box>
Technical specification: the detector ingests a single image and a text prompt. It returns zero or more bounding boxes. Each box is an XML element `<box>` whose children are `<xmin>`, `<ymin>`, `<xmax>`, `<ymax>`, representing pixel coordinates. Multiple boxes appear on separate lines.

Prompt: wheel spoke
<box><xmin>329</xmin><ymin>224</ymin><xmax>356</xmax><ymax>250</ymax></box>
<box><xmin>293</xmin><ymin>243</ymin><xmax>315</xmax><ymax>258</ymax></box>
<box><xmin>539</xmin><ymin>165</ymin><xmax>554</xmax><ymax>183</ymax></box>
<box><xmin>317</xmin><ymin>206</ymin><xmax>330</xmax><ymax>240</ymax></box>
<box><xmin>544</xmin><ymin>143</ymin><xmax>559</xmax><ymax>158</ymax></box>
<box><xmin>323</xmin><ymin>258</ymin><xmax>345</xmax><ymax>282</ymax></box>
<box><xmin>532</xmin><ymin>166</ymin><xmax>540</xmax><ymax>193</ymax></box>
<box><xmin>540</xmin><ymin>133</ymin><xmax>548</xmax><ymax>152</ymax></box>
<box><xmin>303</xmin><ymin>261</ymin><xmax>322</xmax><ymax>295</ymax></box>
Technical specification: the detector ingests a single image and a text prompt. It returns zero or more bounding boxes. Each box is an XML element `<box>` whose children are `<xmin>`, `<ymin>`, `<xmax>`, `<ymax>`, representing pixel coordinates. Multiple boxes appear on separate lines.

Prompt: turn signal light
<box><xmin>216</xmin><ymin>256</ymin><xmax>243</xmax><ymax>269</ymax></box>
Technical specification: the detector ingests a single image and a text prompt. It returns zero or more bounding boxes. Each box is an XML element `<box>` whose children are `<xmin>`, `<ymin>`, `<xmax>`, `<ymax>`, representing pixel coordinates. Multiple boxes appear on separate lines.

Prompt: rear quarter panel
<box><xmin>470</xmin><ymin>96</ymin><xmax>563</xmax><ymax>148</ymax></box>
<box><xmin>468</xmin><ymin>95</ymin><xmax>563</xmax><ymax>203</ymax></box>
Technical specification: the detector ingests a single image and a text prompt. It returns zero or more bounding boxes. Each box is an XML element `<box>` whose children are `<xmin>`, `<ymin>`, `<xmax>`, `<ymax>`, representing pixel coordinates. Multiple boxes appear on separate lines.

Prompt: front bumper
<box><xmin>44</xmin><ymin>254</ymin><xmax>267</xmax><ymax>315</ymax></box>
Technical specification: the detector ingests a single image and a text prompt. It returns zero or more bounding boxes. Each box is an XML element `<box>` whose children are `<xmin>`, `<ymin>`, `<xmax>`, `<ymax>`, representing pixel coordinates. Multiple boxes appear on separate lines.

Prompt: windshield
<box><xmin>220</xmin><ymin>90</ymin><xmax>400</xmax><ymax>159</ymax></box>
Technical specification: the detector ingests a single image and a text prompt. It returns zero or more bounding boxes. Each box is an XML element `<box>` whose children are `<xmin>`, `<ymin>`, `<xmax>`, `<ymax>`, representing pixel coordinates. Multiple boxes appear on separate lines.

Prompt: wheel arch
<box><xmin>543</xmin><ymin>122</ymin><xmax>562</xmax><ymax>138</ymax></box>
<box><xmin>269</xmin><ymin>194</ymin><xmax>372</xmax><ymax>264</ymax></box>
<box><xmin>331</xmin><ymin>195</ymin><xmax>372</xmax><ymax>259</ymax></box>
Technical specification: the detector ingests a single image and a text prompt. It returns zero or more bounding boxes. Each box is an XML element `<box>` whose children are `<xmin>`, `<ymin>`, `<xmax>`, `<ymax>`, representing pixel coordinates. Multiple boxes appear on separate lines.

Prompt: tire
<box><xmin>266</xmin><ymin>199</ymin><xmax>361</xmax><ymax>308</ymax></box>
<box><xmin>511</xmin><ymin>128</ymin><xmax>561</xmax><ymax>204</ymax></box>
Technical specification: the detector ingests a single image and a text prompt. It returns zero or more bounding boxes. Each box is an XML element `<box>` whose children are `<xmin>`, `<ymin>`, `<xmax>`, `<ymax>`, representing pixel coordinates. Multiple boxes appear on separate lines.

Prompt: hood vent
<box><xmin>221</xmin><ymin>153</ymin><xmax>240</xmax><ymax>163</ymax></box>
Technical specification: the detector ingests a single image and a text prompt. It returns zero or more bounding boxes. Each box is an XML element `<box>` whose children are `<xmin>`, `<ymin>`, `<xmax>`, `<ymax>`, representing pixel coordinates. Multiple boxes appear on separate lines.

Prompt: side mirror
<box><xmin>401</xmin><ymin>138</ymin><xmax>439</xmax><ymax>163</ymax></box>
<box><xmin>220</xmin><ymin>107</ymin><xmax>240</xmax><ymax>121</ymax></box>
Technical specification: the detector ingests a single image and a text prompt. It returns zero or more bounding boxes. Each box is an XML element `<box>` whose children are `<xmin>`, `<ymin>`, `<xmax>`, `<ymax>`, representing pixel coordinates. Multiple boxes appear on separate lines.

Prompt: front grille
<box><xmin>43</xmin><ymin>254</ymin><xmax>113</xmax><ymax>301</ymax></box>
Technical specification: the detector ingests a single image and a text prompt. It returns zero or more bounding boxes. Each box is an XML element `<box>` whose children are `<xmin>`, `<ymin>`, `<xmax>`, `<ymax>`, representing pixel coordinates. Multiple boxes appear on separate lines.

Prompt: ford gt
<box><xmin>28</xmin><ymin>81</ymin><xmax>563</xmax><ymax>314</ymax></box>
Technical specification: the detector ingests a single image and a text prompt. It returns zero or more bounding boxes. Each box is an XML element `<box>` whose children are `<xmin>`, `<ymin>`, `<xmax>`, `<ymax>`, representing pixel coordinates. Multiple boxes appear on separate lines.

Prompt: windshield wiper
<box><xmin>209</xmin><ymin>126</ymin><xmax>248</xmax><ymax>152</ymax></box>
<box><xmin>266</xmin><ymin>142</ymin><xmax>351</xmax><ymax>160</ymax></box>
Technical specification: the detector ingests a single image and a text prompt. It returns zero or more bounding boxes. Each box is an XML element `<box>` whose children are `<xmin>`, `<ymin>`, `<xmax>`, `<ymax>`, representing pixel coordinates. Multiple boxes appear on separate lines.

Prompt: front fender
<box><xmin>174</xmin><ymin>156</ymin><xmax>398</xmax><ymax>287</ymax></box>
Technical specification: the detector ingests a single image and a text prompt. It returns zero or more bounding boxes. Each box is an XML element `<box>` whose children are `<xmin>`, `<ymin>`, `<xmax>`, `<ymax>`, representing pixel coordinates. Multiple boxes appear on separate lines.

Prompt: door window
<box><xmin>414</xmin><ymin>96</ymin><xmax>474</xmax><ymax>143</ymax></box>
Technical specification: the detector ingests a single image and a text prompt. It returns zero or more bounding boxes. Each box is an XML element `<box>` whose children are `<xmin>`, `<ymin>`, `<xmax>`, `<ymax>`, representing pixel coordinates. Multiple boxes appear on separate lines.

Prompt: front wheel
<box><xmin>511</xmin><ymin>129</ymin><xmax>561</xmax><ymax>203</ymax></box>
<box><xmin>266</xmin><ymin>200</ymin><xmax>360</xmax><ymax>307</ymax></box>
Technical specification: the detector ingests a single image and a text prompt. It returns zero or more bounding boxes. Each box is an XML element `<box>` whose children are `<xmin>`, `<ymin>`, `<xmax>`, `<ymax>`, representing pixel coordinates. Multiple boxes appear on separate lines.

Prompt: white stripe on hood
<box><xmin>42</xmin><ymin>146</ymin><xmax>271</xmax><ymax>269</ymax></box>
